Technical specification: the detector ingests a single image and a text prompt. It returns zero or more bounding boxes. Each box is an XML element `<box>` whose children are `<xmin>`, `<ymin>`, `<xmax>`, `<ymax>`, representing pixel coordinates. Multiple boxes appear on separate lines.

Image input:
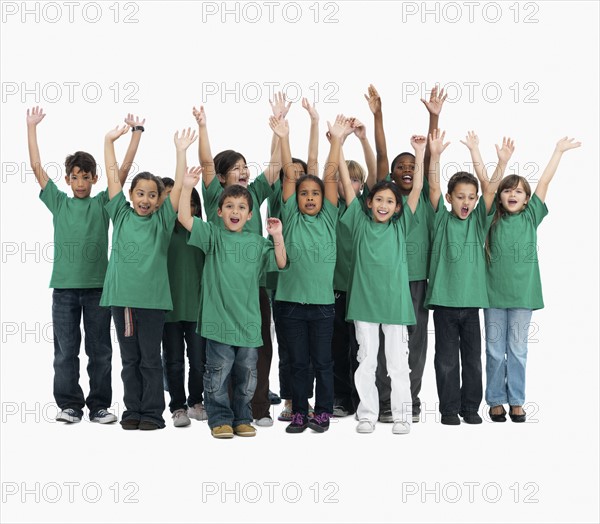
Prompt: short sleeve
<box><xmin>525</xmin><ymin>193</ymin><xmax>548</xmax><ymax>227</ymax></box>
<box><xmin>202</xmin><ymin>175</ymin><xmax>223</xmax><ymax>222</ymax></box>
<box><xmin>155</xmin><ymin>195</ymin><xmax>177</xmax><ymax>230</ymax></box>
<box><xmin>249</xmin><ymin>173</ymin><xmax>274</xmax><ymax>205</ymax></box>
<box><xmin>39</xmin><ymin>179</ymin><xmax>65</xmax><ymax>215</ymax></box>
<box><xmin>188</xmin><ymin>217</ymin><xmax>215</xmax><ymax>254</ymax></box>
<box><xmin>474</xmin><ymin>195</ymin><xmax>494</xmax><ymax>233</ymax></box>
<box><xmin>339</xmin><ymin>198</ymin><xmax>366</xmax><ymax>231</ymax></box>
<box><xmin>104</xmin><ymin>191</ymin><xmax>130</xmax><ymax>222</ymax></box>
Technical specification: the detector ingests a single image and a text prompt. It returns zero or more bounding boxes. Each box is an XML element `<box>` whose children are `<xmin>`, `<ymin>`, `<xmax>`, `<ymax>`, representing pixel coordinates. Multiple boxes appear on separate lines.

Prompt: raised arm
<box><xmin>351</xmin><ymin>118</ymin><xmax>377</xmax><ymax>190</ymax></box>
<box><xmin>192</xmin><ymin>105</ymin><xmax>215</xmax><ymax>188</ymax></box>
<box><xmin>118</xmin><ymin>113</ymin><xmax>146</xmax><ymax>185</ymax></box>
<box><xmin>460</xmin><ymin>131</ymin><xmax>489</xmax><ymax>192</ymax></box>
<box><xmin>104</xmin><ymin>125</ymin><xmax>131</xmax><ymax>200</ymax></box>
<box><xmin>268</xmin><ymin>92</ymin><xmax>291</xmax><ymax>165</ymax></box>
<box><xmin>421</xmin><ymin>85</ymin><xmax>447</xmax><ymax>176</ymax></box>
<box><xmin>364</xmin><ymin>84</ymin><xmax>389</xmax><ymax>181</ymax></box>
<box><xmin>172</xmin><ymin>128</ymin><xmax>198</xmax><ymax>211</ymax></box>
<box><xmin>535</xmin><ymin>137</ymin><xmax>581</xmax><ymax>202</ymax></box>
<box><xmin>427</xmin><ymin>128</ymin><xmax>450</xmax><ymax>210</ymax></box>
<box><xmin>266</xmin><ymin>218</ymin><xmax>287</xmax><ymax>269</ymax></box>
<box><xmin>178</xmin><ymin>166</ymin><xmax>202</xmax><ymax>231</ymax></box>
<box><xmin>302</xmin><ymin>98</ymin><xmax>320</xmax><ymax>176</ymax></box>
<box><xmin>269</xmin><ymin>116</ymin><xmax>294</xmax><ymax>202</ymax></box>
<box><xmin>483</xmin><ymin>137</ymin><xmax>515</xmax><ymax>212</ymax></box>
<box><xmin>338</xmin><ymin>141</ymin><xmax>356</xmax><ymax>207</ymax></box>
<box><xmin>26</xmin><ymin>106</ymin><xmax>49</xmax><ymax>189</ymax></box>
<box><xmin>406</xmin><ymin>135</ymin><xmax>426</xmax><ymax>213</ymax></box>
<box><xmin>324</xmin><ymin>115</ymin><xmax>353</xmax><ymax>207</ymax></box>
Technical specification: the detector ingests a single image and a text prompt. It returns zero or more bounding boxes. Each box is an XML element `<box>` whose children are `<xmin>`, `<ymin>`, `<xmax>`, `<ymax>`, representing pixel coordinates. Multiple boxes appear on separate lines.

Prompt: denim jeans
<box><xmin>204</xmin><ymin>339</ymin><xmax>258</xmax><ymax>429</ymax></box>
<box><xmin>112</xmin><ymin>307</ymin><xmax>166</xmax><ymax>428</ymax></box>
<box><xmin>277</xmin><ymin>301</ymin><xmax>334</xmax><ymax>416</ymax></box>
<box><xmin>484</xmin><ymin>308</ymin><xmax>532</xmax><ymax>406</ymax></box>
<box><xmin>52</xmin><ymin>288</ymin><xmax>112</xmax><ymax>418</ymax></box>
<box><xmin>433</xmin><ymin>306</ymin><xmax>482</xmax><ymax>416</ymax></box>
<box><xmin>162</xmin><ymin>321</ymin><xmax>206</xmax><ymax>413</ymax></box>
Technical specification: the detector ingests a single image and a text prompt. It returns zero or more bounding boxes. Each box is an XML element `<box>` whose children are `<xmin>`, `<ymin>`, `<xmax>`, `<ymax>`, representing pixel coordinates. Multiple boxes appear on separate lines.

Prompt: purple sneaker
<box><xmin>308</xmin><ymin>413</ymin><xmax>331</xmax><ymax>433</ymax></box>
<box><xmin>285</xmin><ymin>413</ymin><xmax>308</xmax><ymax>434</ymax></box>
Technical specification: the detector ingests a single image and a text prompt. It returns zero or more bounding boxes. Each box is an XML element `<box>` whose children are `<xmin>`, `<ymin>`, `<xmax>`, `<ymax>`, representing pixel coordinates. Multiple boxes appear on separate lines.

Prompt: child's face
<box><xmin>391</xmin><ymin>155</ymin><xmax>416</xmax><ymax>193</ymax></box>
<box><xmin>129</xmin><ymin>179</ymin><xmax>159</xmax><ymax>216</ymax></box>
<box><xmin>218</xmin><ymin>196</ymin><xmax>252</xmax><ymax>232</ymax></box>
<box><xmin>221</xmin><ymin>159</ymin><xmax>249</xmax><ymax>188</ymax></box>
<box><xmin>65</xmin><ymin>167</ymin><xmax>97</xmax><ymax>199</ymax></box>
<box><xmin>297</xmin><ymin>180</ymin><xmax>323</xmax><ymax>216</ymax></box>
<box><xmin>337</xmin><ymin>178</ymin><xmax>364</xmax><ymax>200</ymax></box>
<box><xmin>367</xmin><ymin>188</ymin><xmax>400</xmax><ymax>223</ymax></box>
<box><xmin>500</xmin><ymin>181</ymin><xmax>529</xmax><ymax>214</ymax></box>
<box><xmin>446</xmin><ymin>182</ymin><xmax>478</xmax><ymax>220</ymax></box>
<box><xmin>157</xmin><ymin>185</ymin><xmax>173</xmax><ymax>209</ymax></box>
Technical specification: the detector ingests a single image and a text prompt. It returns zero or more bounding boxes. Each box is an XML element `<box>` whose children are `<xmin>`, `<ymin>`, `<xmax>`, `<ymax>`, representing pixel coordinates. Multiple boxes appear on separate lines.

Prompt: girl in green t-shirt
<box><xmin>484</xmin><ymin>137</ymin><xmax>581</xmax><ymax>423</ymax></box>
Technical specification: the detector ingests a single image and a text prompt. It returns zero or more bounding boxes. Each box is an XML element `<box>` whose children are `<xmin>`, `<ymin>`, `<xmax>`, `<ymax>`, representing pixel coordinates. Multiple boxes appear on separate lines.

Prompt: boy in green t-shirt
<box><xmin>426</xmin><ymin>129</ymin><xmax>514</xmax><ymax>425</ymax></box>
<box><xmin>178</xmin><ymin>169</ymin><xmax>287</xmax><ymax>439</ymax></box>
<box><xmin>27</xmin><ymin>107</ymin><xmax>144</xmax><ymax>424</ymax></box>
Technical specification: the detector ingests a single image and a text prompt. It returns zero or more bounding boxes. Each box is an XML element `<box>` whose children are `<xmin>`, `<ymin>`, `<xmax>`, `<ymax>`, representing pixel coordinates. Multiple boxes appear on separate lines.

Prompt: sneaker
<box><xmin>356</xmin><ymin>419</ymin><xmax>375</xmax><ymax>433</ymax></box>
<box><xmin>172</xmin><ymin>409</ymin><xmax>191</xmax><ymax>428</ymax></box>
<box><xmin>441</xmin><ymin>414</ymin><xmax>461</xmax><ymax>425</ymax></box>
<box><xmin>211</xmin><ymin>425</ymin><xmax>234</xmax><ymax>439</ymax></box>
<box><xmin>120</xmin><ymin>418</ymin><xmax>139</xmax><ymax>430</ymax></box>
<box><xmin>90</xmin><ymin>409</ymin><xmax>117</xmax><ymax>424</ymax></box>
<box><xmin>412</xmin><ymin>412</ymin><xmax>420</xmax><ymax>424</ymax></box>
<box><xmin>460</xmin><ymin>411</ymin><xmax>483</xmax><ymax>424</ymax></box>
<box><xmin>278</xmin><ymin>404</ymin><xmax>293</xmax><ymax>421</ymax></box>
<box><xmin>56</xmin><ymin>409</ymin><xmax>81</xmax><ymax>424</ymax></box>
<box><xmin>255</xmin><ymin>416</ymin><xmax>274</xmax><ymax>427</ymax></box>
<box><xmin>332</xmin><ymin>404</ymin><xmax>350</xmax><ymax>417</ymax></box>
<box><xmin>285</xmin><ymin>413</ymin><xmax>308</xmax><ymax>434</ymax></box>
<box><xmin>234</xmin><ymin>424</ymin><xmax>256</xmax><ymax>437</ymax></box>
<box><xmin>392</xmin><ymin>421</ymin><xmax>411</xmax><ymax>434</ymax></box>
<box><xmin>308</xmin><ymin>413</ymin><xmax>331</xmax><ymax>433</ymax></box>
<box><xmin>187</xmin><ymin>403</ymin><xmax>208</xmax><ymax>421</ymax></box>
<box><xmin>139</xmin><ymin>420</ymin><xmax>161</xmax><ymax>431</ymax></box>
<box><xmin>378</xmin><ymin>407</ymin><xmax>393</xmax><ymax>423</ymax></box>
<box><xmin>268</xmin><ymin>390</ymin><xmax>282</xmax><ymax>405</ymax></box>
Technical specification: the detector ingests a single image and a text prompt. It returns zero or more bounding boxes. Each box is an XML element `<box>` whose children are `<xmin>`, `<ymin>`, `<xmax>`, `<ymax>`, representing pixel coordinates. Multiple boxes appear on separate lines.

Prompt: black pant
<box><xmin>251</xmin><ymin>288</ymin><xmax>273</xmax><ymax>419</ymax></box>
<box><xmin>332</xmin><ymin>291</ymin><xmax>358</xmax><ymax>412</ymax></box>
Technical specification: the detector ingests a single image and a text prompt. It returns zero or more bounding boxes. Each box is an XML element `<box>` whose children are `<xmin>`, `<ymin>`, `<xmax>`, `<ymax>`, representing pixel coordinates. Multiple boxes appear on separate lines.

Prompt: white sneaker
<box><xmin>392</xmin><ymin>421</ymin><xmax>410</xmax><ymax>434</ymax></box>
<box><xmin>187</xmin><ymin>403</ymin><xmax>208</xmax><ymax>421</ymax></box>
<box><xmin>255</xmin><ymin>416</ymin><xmax>274</xmax><ymax>427</ymax></box>
<box><xmin>172</xmin><ymin>409</ymin><xmax>191</xmax><ymax>427</ymax></box>
<box><xmin>56</xmin><ymin>409</ymin><xmax>81</xmax><ymax>423</ymax></box>
<box><xmin>356</xmin><ymin>419</ymin><xmax>375</xmax><ymax>434</ymax></box>
<box><xmin>90</xmin><ymin>409</ymin><xmax>117</xmax><ymax>424</ymax></box>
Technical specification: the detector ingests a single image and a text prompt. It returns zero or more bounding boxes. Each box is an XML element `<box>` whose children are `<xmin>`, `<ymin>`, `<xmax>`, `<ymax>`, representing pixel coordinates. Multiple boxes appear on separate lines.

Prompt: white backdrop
<box><xmin>1</xmin><ymin>1</ymin><xmax>599</xmax><ymax>523</ymax></box>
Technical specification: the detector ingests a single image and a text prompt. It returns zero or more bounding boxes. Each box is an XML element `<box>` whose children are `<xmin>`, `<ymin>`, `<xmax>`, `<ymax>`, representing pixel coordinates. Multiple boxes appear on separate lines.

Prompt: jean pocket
<box><xmin>204</xmin><ymin>365</ymin><xmax>223</xmax><ymax>394</ymax></box>
<box><xmin>318</xmin><ymin>304</ymin><xmax>335</xmax><ymax>319</ymax></box>
<box><xmin>245</xmin><ymin>367</ymin><xmax>258</xmax><ymax>397</ymax></box>
<box><xmin>277</xmin><ymin>301</ymin><xmax>297</xmax><ymax>317</ymax></box>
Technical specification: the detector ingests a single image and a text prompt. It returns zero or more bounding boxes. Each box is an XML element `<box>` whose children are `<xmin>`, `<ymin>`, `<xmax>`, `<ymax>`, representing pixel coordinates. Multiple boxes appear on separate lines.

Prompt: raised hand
<box><xmin>266</xmin><ymin>217</ymin><xmax>283</xmax><ymax>236</ymax></box>
<box><xmin>555</xmin><ymin>136</ymin><xmax>581</xmax><ymax>153</ymax></box>
<box><xmin>411</xmin><ymin>134</ymin><xmax>427</xmax><ymax>154</ymax></box>
<box><xmin>192</xmin><ymin>105</ymin><xmax>207</xmax><ymax>127</ymax></box>
<box><xmin>364</xmin><ymin>84</ymin><xmax>382</xmax><ymax>114</ymax></box>
<box><xmin>301</xmin><ymin>97</ymin><xmax>319</xmax><ymax>122</ymax></box>
<box><xmin>105</xmin><ymin>124</ymin><xmax>130</xmax><ymax>143</ymax></box>
<box><xmin>459</xmin><ymin>131</ymin><xmax>480</xmax><ymax>151</ymax></box>
<box><xmin>495</xmin><ymin>137</ymin><xmax>515</xmax><ymax>164</ymax></box>
<box><xmin>183</xmin><ymin>166</ymin><xmax>202</xmax><ymax>189</ymax></box>
<box><xmin>174</xmin><ymin>128</ymin><xmax>198</xmax><ymax>151</ymax></box>
<box><xmin>428</xmin><ymin>128</ymin><xmax>450</xmax><ymax>157</ymax></box>
<box><xmin>269</xmin><ymin>115</ymin><xmax>289</xmax><ymax>138</ymax></box>
<box><xmin>421</xmin><ymin>85</ymin><xmax>447</xmax><ymax>116</ymax></box>
<box><xmin>327</xmin><ymin>114</ymin><xmax>352</xmax><ymax>140</ymax></box>
<box><xmin>26</xmin><ymin>106</ymin><xmax>46</xmax><ymax>127</ymax></box>
<box><xmin>124</xmin><ymin>113</ymin><xmax>146</xmax><ymax>128</ymax></box>
<box><xmin>270</xmin><ymin>92</ymin><xmax>292</xmax><ymax>118</ymax></box>
<box><xmin>351</xmin><ymin>118</ymin><xmax>367</xmax><ymax>140</ymax></box>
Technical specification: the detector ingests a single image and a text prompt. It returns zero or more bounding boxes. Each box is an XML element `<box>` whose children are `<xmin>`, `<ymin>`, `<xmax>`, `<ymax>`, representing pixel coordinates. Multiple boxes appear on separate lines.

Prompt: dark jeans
<box><xmin>251</xmin><ymin>288</ymin><xmax>273</xmax><ymax>419</ymax></box>
<box><xmin>332</xmin><ymin>291</ymin><xmax>358</xmax><ymax>412</ymax></box>
<box><xmin>52</xmin><ymin>288</ymin><xmax>112</xmax><ymax>418</ymax></box>
<box><xmin>376</xmin><ymin>280</ymin><xmax>429</xmax><ymax>414</ymax></box>
<box><xmin>162</xmin><ymin>321</ymin><xmax>206</xmax><ymax>413</ymax></box>
<box><xmin>112</xmin><ymin>307</ymin><xmax>166</xmax><ymax>428</ymax></box>
<box><xmin>277</xmin><ymin>301</ymin><xmax>334</xmax><ymax>416</ymax></box>
<box><xmin>433</xmin><ymin>306</ymin><xmax>482</xmax><ymax>416</ymax></box>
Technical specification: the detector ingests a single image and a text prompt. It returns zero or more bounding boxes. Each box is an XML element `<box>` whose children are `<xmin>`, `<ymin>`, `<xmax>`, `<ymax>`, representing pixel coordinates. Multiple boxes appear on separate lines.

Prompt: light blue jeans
<box><xmin>483</xmin><ymin>308</ymin><xmax>533</xmax><ymax>406</ymax></box>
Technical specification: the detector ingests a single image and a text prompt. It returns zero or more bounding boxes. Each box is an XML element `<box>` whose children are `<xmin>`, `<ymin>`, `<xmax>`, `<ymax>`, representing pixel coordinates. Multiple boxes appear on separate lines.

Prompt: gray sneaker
<box><xmin>56</xmin><ymin>409</ymin><xmax>81</xmax><ymax>424</ymax></box>
<box><xmin>187</xmin><ymin>403</ymin><xmax>208</xmax><ymax>421</ymax></box>
<box><xmin>172</xmin><ymin>409</ymin><xmax>191</xmax><ymax>427</ymax></box>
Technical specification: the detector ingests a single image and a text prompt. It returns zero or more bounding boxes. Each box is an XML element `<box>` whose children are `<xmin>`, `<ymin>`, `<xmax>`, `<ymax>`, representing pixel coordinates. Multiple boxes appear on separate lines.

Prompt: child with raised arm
<box><xmin>482</xmin><ymin>137</ymin><xmax>580</xmax><ymax>422</ymax></box>
<box><xmin>27</xmin><ymin>107</ymin><xmax>143</xmax><ymax>425</ymax></box>
<box><xmin>100</xmin><ymin>124</ymin><xmax>190</xmax><ymax>430</ymax></box>
<box><xmin>178</xmin><ymin>168</ymin><xmax>287</xmax><ymax>439</ymax></box>
<box><xmin>340</xmin><ymin>130</ymin><xmax>426</xmax><ymax>434</ymax></box>
<box><xmin>193</xmin><ymin>103</ymin><xmax>280</xmax><ymax>426</ymax></box>
<box><xmin>426</xmin><ymin>129</ymin><xmax>514</xmax><ymax>425</ymax></box>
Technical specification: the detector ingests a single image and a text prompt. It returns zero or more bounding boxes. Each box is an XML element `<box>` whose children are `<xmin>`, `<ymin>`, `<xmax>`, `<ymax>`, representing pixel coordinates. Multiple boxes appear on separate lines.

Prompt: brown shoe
<box><xmin>211</xmin><ymin>425</ymin><xmax>234</xmax><ymax>439</ymax></box>
<box><xmin>233</xmin><ymin>424</ymin><xmax>256</xmax><ymax>437</ymax></box>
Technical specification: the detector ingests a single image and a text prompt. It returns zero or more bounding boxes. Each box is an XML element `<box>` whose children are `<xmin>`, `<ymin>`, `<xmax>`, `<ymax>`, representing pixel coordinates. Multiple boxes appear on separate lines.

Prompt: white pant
<box><xmin>354</xmin><ymin>321</ymin><xmax>412</xmax><ymax>424</ymax></box>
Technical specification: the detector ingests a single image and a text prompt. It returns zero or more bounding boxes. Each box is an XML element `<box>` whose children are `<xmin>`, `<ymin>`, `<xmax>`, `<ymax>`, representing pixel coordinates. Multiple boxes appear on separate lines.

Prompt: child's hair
<box><xmin>366</xmin><ymin>180</ymin><xmax>403</xmax><ymax>212</ymax></box>
<box><xmin>65</xmin><ymin>151</ymin><xmax>97</xmax><ymax>177</ymax></box>
<box><xmin>279</xmin><ymin>157</ymin><xmax>308</xmax><ymax>182</ymax></box>
<box><xmin>390</xmin><ymin>152</ymin><xmax>415</xmax><ymax>173</ymax></box>
<box><xmin>191</xmin><ymin>187</ymin><xmax>202</xmax><ymax>218</ymax></box>
<box><xmin>295</xmin><ymin>174</ymin><xmax>325</xmax><ymax>197</ymax></box>
<box><xmin>130</xmin><ymin>171</ymin><xmax>164</xmax><ymax>196</ymax></box>
<box><xmin>214</xmin><ymin>150</ymin><xmax>247</xmax><ymax>185</ymax></box>
<box><xmin>161</xmin><ymin>177</ymin><xmax>175</xmax><ymax>189</ymax></box>
<box><xmin>346</xmin><ymin>160</ymin><xmax>366</xmax><ymax>184</ymax></box>
<box><xmin>447</xmin><ymin>172</ymin><xmax>479</xmax><ymax>194</ymax></box>
<box><xmin>218</xmin><ymin>184</ymin><xmax>253</xmax><ymax>212</ymax></box>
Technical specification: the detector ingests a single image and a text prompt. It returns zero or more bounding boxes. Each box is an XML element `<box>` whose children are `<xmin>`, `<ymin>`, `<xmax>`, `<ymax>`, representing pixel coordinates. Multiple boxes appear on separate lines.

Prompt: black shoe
<box><xmin>120</xmin><ymin>418</ymin><xmax>139</xmax><ymax>430</ymax></box>
<box><xmin>378</xmin><ymin>407</ymin><xmax>393</xmax><ymax>423</ymax></box>
<box><xmin>489</xmin><ymin>406</ymin><xmax>507</xmax><ymax>423</ymax></box>
<box><xmin>139</xmin><ymin>420</ymin><xmax>161</xmax><ymax>431</ymax></box>
<box><xmin>308</xmin><ymin>413</ymin><xmax>331</xmax><ymax>433</ymax></box>
<box><xmin>509</xmin><ymin>407</ymin><xmax>526</xmax><ymax>423</ymax></box>
<box><xmin>460</xmin><ymin>411</ymin><xmax>483</xmax><ymax>424</ymax></box>
<box><xmin>285</xmin><ymin>413</ymin><xmax>308</xmax><ymax>433</ymax></box>
<box><xmin>441</xmin><ymin>414</ymin><xmax>460</xmax><ymax>425</ymax></box>
<box><xmin>268</xmin><ymin>390</ymin><xmax>282</xmax><ymax>405</ymax></box>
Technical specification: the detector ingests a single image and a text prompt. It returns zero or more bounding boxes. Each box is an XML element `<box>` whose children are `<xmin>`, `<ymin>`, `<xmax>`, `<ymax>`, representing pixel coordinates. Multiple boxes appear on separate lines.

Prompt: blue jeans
<box><xmin>484</xmin><ymin>308</ymin><xmax>533</xmax><ymax>406</ymax></box>
<box><xmin>112</xmin><ymin>307</ymin><xmax>166</xmax><ymax>428</ymax></box>
<box><xmin>162</xmin><ymin>321</ymin><xmax>206</xmax><ymax>413</ymax></box>
<box><xmin>52</xmin><ymin>288</ymin><xmax>112</xmax><ymax>418</ymax></box>
<box><xmin>277</xmin><ymin>301</ymin><xmax>334</xmax><ymax>417</ymax></box>
<box><xmin>433</xmin><ymin>306</ymin><xmax>482</xmax><ymax>416</ymax></box>
<box><xmin>204</xmin><ymin>339</ymin><xmax>258</xmax><ymax>429</ymax></box>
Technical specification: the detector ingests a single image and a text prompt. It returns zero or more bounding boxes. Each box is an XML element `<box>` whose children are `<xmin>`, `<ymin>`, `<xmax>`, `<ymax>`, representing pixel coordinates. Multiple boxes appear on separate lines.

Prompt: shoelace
<box><xmin>94</xmin><ymin>409</ymin><xmax>108</xmax><ymax>417</ymax></box>
<box><xmin>314</xmin><ymin>413</ymin><xmax>331</xmax><ymax>424</ymax></box>
<box><xmin>290</xmin><ymin>413</ymin><xmax>305</xmax><ymax>425</ymax></box>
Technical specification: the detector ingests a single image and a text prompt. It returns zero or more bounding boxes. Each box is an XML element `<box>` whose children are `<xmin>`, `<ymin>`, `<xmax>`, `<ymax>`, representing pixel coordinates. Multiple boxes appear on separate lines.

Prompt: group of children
<box><xmin>27</xmin><ymin>84</ymin><xmax>580</xmax><ymax>437</ymax></box>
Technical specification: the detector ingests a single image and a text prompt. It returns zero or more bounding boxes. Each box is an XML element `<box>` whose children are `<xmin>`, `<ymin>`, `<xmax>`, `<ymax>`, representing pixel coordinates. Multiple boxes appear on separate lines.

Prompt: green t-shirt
<box><xmin>341</xmin><ymin>198</ymin><xmax>417</xmax><ymax>325</ymax></box>
<box><xmin>39</xmin><ymin>179</ymin><xmax>109</xmax><ymax>289</ymax></box>
<box><xmin>202</xmin><ymin>174</ymin><xmax>273</xmax><ymax>235</ymax></box>
<box><xmin>275</xmin><ymin>194</ymin><xmax>338</xmax><ymax>305</ymax></box>
<box><xmin>486</xmin><ymin>194</ymin><xmax>548</xmax><ymax>310</ymax></box>
<box><xmin>188</xmin><ymin>218</ymin><xmax>281</xmax><ymax>347</ymax></box>
<box><xmin>100</xmin><ymin>192</ymin><xmax>176</xmax><ymax>310</ymax></box>
<box><xmin>425</xmin><ymin>196</ymin><xmax>494</xmax><ymax>309</ymax></box>
<box><xmin>165</xmin><ymin>223</ymin><xmax>205</xmax><ymax>322</ymax></box>
<box><xmin>402</xmin><ymin>178</ymin><xmax>434</xmax><ymax>281</ymax></box>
